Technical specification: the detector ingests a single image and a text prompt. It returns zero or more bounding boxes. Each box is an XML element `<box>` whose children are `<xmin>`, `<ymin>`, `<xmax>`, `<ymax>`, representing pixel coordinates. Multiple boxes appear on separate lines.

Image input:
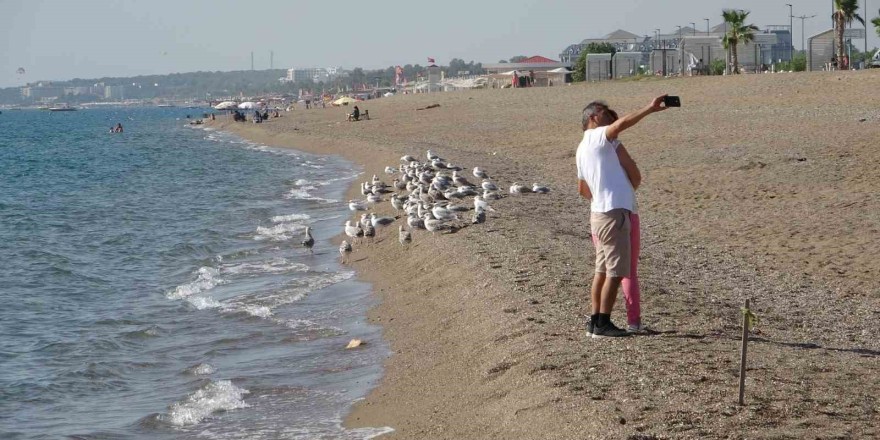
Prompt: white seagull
<box><xmin>474</xmin><ymin>195</ymin><xmax>495</xmax><ymax>213</ymax></box>
<box><xmin>532</xmin><ymin>183</ymin><xmax>550</xmax><ymax>194</ymax></box>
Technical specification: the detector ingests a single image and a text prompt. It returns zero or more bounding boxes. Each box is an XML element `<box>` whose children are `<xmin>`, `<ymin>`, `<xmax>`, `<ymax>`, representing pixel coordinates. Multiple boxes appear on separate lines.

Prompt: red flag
<box><xmin>427</xmin><ymin>57</ymin><xmax>435</xmax><ymax>64</ymax></box>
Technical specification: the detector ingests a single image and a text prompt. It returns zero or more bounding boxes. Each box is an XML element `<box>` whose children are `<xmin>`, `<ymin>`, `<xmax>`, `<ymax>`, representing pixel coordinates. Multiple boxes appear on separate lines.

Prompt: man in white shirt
<box><xmin>576</xmin><ymin>96</ymin><xmax>670</xmax><ymax>338</ymax></box>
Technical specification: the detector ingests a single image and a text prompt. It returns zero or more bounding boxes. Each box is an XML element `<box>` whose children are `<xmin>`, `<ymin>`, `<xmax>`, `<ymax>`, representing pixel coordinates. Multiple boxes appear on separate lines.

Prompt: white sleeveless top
<box><xmin>576</xmin><ymin>126</ymin><xmax>637</xmax><ymax>214</ymax></box>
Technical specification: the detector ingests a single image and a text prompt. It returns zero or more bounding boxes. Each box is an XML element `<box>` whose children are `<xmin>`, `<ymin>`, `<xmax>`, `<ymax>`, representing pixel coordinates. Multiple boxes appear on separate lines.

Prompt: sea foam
<box><xmin>164</xmin><ymin>380</ymin><xmax>249</xmax><ymax>426</ymax></box>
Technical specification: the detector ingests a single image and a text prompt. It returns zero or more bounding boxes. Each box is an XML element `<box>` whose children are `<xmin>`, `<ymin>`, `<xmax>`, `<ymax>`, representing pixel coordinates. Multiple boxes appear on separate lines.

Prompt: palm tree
<box><xmin>832</xmin><ymin>0</ymin><xmax>865</xmax><ymax>70</ymax></box>
<box><xmin>872</xmin><ymin>9</ymin><xmax>880</xmax><ymax>37</ymax></box>
<box><xmin>721</xmin><ymin>9</ymin><xmax>759</xmax><ymax>74</ymax></box>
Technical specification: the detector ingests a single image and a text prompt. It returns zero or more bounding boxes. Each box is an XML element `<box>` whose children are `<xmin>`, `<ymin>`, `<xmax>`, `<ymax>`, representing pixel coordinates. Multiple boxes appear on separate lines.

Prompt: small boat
<box><xmin>157</xmin><ymin>104</ymin><xmax>175</xmax><ymax>108</ymax></box>
<box><xmin>49</xmin><ymin>104</ymin><xmax>77</xmax><ymax>112</ymax></box>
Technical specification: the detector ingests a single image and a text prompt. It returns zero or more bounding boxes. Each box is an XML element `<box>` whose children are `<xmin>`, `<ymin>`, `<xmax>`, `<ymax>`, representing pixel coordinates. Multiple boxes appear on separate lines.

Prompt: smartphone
<box><xmin>663</xmin><ymin>96</ymin><xmax>681</xmax><ymax>107</ymax></box>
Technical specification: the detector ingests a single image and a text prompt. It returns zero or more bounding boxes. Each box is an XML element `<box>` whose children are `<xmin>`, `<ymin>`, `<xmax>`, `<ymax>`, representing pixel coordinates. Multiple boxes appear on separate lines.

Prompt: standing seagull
<box><xmin>339</xmin><ymin>240</ymin><xmax>352</xmax><ymax>264</ymax></box>
<box><xmin>398</xmin><ymin>225</ymin><xmax>412</xmax><ymax>245</ymax></box>
<box><xmin>345</xmin><ymin>220</ymin><xmax>363</xmax><ymax>243</ymax></box>
<box><xmin>301</xmin><ymin>226</ymin><xmax>315</xmax><ymax>253</ymax></box>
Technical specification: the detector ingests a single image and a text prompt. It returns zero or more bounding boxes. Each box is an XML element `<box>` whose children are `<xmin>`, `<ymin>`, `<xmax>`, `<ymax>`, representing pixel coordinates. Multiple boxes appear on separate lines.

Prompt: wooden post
<box><xmin>738</xmin><ymin>298</ymin><xmax>750</xmax><ymax>406</ymax></box>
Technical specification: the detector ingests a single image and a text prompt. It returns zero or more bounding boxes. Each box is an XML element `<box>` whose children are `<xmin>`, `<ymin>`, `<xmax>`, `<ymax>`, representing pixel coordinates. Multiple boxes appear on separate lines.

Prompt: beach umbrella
<box><xmin>213</xmin><ymin>101</ymin><xmax>237</xmax><ymax>110</ymax></box>
<box><xmin>332</xmin><ymin>96</ymin><xmax>358</xmax><ymax>106</ymax></box>
<box><xmin>238</xmin><ymin>101</ymin><xmax>258</xmax><ymax>110</ymax></box>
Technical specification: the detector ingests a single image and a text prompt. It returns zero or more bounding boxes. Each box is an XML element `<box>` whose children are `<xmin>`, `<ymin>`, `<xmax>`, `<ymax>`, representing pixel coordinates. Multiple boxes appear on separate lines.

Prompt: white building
<box><xmin>281</xmin><ymin>67</ymin><xmax>342</xmax><ymax>83</ymax></box>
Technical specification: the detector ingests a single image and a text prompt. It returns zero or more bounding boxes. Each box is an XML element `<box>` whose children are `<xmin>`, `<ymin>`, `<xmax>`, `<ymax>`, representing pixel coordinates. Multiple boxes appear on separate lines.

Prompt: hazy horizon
<box><xmin>2</xmin><ymin>0</ymin><xmax>878</xmax><ymax>88</ymax></box>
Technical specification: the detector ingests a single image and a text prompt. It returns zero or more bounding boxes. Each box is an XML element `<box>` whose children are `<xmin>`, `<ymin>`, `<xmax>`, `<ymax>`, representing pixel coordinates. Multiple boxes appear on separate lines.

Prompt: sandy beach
<box><xmin>215</xmin><ymin>70</ymin><xmax>880</xmax><ymax>439</ymax></box>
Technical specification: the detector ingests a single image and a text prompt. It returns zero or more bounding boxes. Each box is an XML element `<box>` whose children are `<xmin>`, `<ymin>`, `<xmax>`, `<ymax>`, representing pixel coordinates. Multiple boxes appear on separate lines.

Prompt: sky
<box><xmin>1</xmin><ymin>0</ymin><xmax>878</xmax><ymax>87</ymax></box>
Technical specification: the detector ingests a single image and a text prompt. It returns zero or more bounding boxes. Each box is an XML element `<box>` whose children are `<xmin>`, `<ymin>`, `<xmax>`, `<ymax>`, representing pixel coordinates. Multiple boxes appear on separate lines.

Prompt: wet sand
<box><xmin>215</xmin><ymin>70</ymin><xmax>880</xmax><ymax>439</ymax></box>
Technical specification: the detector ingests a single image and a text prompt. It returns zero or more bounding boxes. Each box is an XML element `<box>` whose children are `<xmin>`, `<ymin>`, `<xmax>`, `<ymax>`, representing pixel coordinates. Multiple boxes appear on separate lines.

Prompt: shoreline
<box><xmin>213</xmin><ymin>71</ymin><xmax>880</xmax><ymax>439</ymax></box>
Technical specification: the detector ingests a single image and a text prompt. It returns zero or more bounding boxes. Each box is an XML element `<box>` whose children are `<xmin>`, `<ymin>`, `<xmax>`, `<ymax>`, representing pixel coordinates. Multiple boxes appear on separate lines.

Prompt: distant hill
<box><xmin>0</xmin><ymin>59</ymin><xmax>483</xmax><ymax>105</ymax></box>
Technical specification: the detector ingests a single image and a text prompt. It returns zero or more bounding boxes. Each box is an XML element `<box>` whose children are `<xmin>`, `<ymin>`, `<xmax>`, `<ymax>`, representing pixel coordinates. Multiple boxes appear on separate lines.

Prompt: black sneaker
<box><xmin>586</xmin><ymin>318</ymin><xmax>595</xmax><ymax>336</ymax></box>
<box><xmin>592</xmin><ymin>321</ymin><xmax>631</xmax><ymax>338</ymax></box>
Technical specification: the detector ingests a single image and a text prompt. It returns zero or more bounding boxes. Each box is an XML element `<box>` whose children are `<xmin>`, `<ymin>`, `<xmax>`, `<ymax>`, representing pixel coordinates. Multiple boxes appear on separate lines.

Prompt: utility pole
<box><xmin>787</xmin><ymin>4</ymin><xmax>794</xmax><ymax>62</ymax></box>
<box><xmin>677</xmin><ymin>25</ymin><xmax>683</xmax><ymax>74</ymax></box>
<box><xmin>865</xmin><ymin>0</ymin><xmax>869</xmax><ymax>67</ymax></box>
<box><xmin>704</xmin><ymin>19</ymin><xmax>711</xmax><ymax>73</ymax></box>
<box><xmin>798</xmin><ymin>15</ymin><xmax>817</xmax><ymax>60</ymax></box>
<box><xmin>690</xmin><ymin>22</ymin><xmax>696</xmax><ymax>36</ymax></box>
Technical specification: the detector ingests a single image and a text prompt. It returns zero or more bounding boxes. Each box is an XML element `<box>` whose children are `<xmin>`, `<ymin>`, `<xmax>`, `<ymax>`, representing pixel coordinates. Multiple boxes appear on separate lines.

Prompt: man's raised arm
<box><xmin>605</xmin><ymin>95</ymin><xmax>669</xmax><ymax>141</ymax></box>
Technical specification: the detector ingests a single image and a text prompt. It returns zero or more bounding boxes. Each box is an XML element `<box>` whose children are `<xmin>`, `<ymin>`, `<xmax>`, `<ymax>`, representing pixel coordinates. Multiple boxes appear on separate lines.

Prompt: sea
<box><xmin>0</xmin><ymin>108</ymin><xmax>391</xmax><ymax>439</ymax></box>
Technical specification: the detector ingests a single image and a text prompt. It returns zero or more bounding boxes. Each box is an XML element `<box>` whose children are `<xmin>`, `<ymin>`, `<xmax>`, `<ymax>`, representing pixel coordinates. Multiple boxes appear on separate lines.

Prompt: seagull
<box><xmin>359</xmin><ymin>213</ymin><xmax>371</xmax><ymax>229</ymax></box>
<box><xmin>400</xmin><ymin>154</ymin><xmax>416</xmax><ymax>162</ymax></box>
<box><xmin>384</xmin><ymin>166</ymin><xmax>398</xmax><ymax>175</ymax></box>
<box><xmin>301</xmin><ymin>226</ymin><xmax>314</xmax><ymax>253</ymax></box>
<box><xmin>363</xmin><ymin>221</ymin><xmax>375</xmax><ymax>242</ymax></box>
<box><xmin>345</xmin><ymin>220</ymin><xmax>363</xmax><ymax>243</ymax></box>
<box><xmin>474</xmin><ymin>195</ymin><xmax>495</xmax><ymax>213</ymax></box>
<box><xmin>407</xmin><ymin>212</ymin><xmax>425</xmax><ymax>229</ymax></box>
<box><xmin>432</xmin><ymin>205</ymin><xmax>458</xmax><ymax>221</ymax></box>
<box><xmin>472</xmin><ymin>210</ymin><xmax>486</xmax><ymax>224</ymax></box>
<box><xmin>445</xmin><ymin>203</ymin><xmax>470</xmax><ymax>212</ymax></box>
<box><xmin>483</xmin><ymin>189</ymin><xmax>502</xmax><ymax>200</ymax></box>
<box><xmin>366</xmin><ymin>193</ymin><xmax>382</xmax><ymax>203</ymax></box>
<box><xmin>532</xmin><ymin>183</ymin><xmax>550</xmax><ymax>194</ymax></box>
<box><xmin>398</xmin><ymin>225</ymin><xmax>412</xmax><ymax>245</ymax></box>
<box><xmin>422</xmin><ymin>213</ymin><xmax>449</xmax><ymax>236</ymax></box>
<box><xmin>349</xmin><ymin>200</ymin><xmax>367</xmax><ymax>211</ymax></box>
<box><xmin>509</xmin><ymin>182</ymin><xmax>531</xmax><ymax>195</ymax></box>
<box><xmin>473</xmin><ymin>167</ymin><xmax>489</xmax><ymax>179</ymax></box>
<box><xmin>370</xmin><ymin>213</ymin><xmax>396</xmax><ymax>228</ymax></box>
<box><xmin>481</xmin><ymin>179</ymin><xmax>498</xmax><ymax>192</ymax></box>
<box><xmin>456</xmin><ymin>186</ymin><xmax>479</xmax><ymax>197</ymax></box>
<box><xmin>427</xmin><ymin>150</ymin><xmax>440</xmax><ymax>161</ymax></box>
<box><xmin>390</xmin><ymin>194</ymin><xmax>404</xmax><ymax>213</ymax></box>
<box><xmin>339</xmin><ymin>240</ymin><xmax>352</xmax><ymax>263</ymax></box>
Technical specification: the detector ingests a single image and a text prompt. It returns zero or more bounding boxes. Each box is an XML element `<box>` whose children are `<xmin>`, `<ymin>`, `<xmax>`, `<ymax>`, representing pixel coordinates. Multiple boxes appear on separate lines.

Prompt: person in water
<box><xmin>115</xmin><ymin>123</ymin><xmax>124</xmax><ymax>133</ymax></box>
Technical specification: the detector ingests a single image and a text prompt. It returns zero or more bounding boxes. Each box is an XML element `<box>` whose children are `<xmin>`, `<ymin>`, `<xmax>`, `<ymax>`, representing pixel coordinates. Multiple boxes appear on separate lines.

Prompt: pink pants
<box><xmin>592</xmin><ymin>213</ymin><xmax>640</xmax><ymax>326</ymax></box>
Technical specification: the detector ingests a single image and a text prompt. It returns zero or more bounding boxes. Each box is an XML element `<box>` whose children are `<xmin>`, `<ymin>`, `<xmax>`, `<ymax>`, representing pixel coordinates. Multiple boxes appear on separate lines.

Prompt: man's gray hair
<box><xmin>581</xmin><ymin>100</ymin><xmax>608</xmax><ymax>127</ymax></box>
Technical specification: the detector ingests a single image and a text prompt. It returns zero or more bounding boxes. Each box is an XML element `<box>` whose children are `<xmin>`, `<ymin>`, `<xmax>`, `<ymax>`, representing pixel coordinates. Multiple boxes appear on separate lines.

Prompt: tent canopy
<box><xmin>332</xmin><ymin>96</ymin><xmax>358</xmax><ymax>106</ymax></box>
<box><xmin>213</xmin><ymin>101</ymin><xmax>237</xmax><ymax>110</ymax></box>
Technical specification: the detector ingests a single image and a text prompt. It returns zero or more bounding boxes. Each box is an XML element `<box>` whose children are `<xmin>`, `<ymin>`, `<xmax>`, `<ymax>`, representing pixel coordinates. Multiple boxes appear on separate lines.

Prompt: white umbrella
<box><xmin>213</xmin><ymin>101</ymin><xmax>237</xmax><ymax>110</ymax></box>
<box><xmin>238</xmin><ymin>102</ymin><xmax>258</xmax><ymax>110</ymax></box>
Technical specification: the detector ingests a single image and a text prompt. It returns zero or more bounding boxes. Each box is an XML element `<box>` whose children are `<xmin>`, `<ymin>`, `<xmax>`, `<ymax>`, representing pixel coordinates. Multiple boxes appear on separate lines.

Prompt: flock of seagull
<box><xmin>299</xmin><ymin>150</ymin><xmax>551</xmax><ymax>263</ymax></box>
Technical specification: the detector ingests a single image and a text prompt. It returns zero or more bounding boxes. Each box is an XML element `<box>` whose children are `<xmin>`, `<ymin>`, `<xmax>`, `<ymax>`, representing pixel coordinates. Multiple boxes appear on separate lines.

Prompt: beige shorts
<box><xmin>590</xmin><ymin>209</ymin><xmax>631</xmax><ymax>277</ymax></box>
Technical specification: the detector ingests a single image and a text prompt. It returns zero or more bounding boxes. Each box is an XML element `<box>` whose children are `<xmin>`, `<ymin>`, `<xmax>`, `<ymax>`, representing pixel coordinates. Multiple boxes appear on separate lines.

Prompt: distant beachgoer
<box><xmin>211</xmin><ymin>113</ymin><xmax>215</xmax><ymax>121</ymax></box>
<box><xmin>349</xmin><ymin>105</ymin><xmax>360</xmax><ymax>121</ymax></box>
<box><xmin>115</xmin><ymin>123</ymin><xmax>123</xmax><ymax>133</ymax></box>
<box><xmin>512</xmin><ymin>72</ymin><xmax>519</xmax><ymax>88</ymax></box>
<box><xmin>576</xmin><ymin>96</ymin><xmax>672</xmax><ymax>338</ymax></box>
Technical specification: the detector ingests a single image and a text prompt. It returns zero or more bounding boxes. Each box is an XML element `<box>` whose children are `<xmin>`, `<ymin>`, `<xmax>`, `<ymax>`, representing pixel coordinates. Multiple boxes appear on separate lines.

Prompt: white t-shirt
<box><xmin>576</xmin><ymin>126</ymin><xmax>637</xmax><ymax>213</ymax></box>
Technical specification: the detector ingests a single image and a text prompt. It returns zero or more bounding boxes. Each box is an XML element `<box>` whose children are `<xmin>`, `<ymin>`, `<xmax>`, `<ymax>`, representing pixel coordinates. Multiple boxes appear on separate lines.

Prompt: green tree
<box><xmin>571</xmin><ymin>43</ymin><xmax>616</xmax><ymax>82</ymax></box>
<box><xmin>508</xmin><ymin>55</ymin><xmax>528</xmax><ymax>63</ymax></box>
<box><xmin>833</xmin><ymin>0</ymin><xmax>866</xmax><ymax>69</ymax></box>
<box><xmin>721</xmin><ymin>9</ymin><xmax>759</xmax><ymax>74</ymax></box>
